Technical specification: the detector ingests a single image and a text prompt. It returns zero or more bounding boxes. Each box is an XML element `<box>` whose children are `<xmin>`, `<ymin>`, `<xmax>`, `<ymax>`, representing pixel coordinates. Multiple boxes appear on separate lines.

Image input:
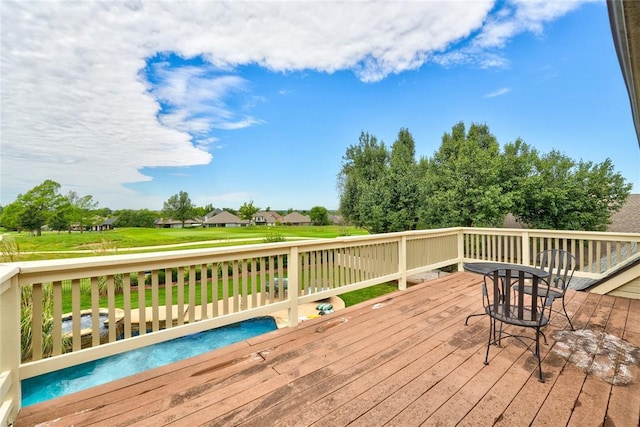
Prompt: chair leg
<box><xmin>465</xmin><ymin>312</ymin><xmax>485</xmax><ymax>326</ymax></box>
<box><xmin>535</xmin><ymin>327</ymin><xmax>544</xmax><ymax>383</ymax></box>
<box><xmin>484</xmin><ymin>317</ymin><xmax>493</xmax><ymax>365</ymax></box>
<box><xmin>562</xmin><ymin>299</ymin><xmax>575</xmax><ymax>330</ymax></box>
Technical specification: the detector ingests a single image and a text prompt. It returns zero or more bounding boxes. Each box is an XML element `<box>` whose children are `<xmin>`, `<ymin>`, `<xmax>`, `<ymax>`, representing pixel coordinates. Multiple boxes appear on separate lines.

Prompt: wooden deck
<box><xmin>15</xmin><ymin>272</ymin><xmax>640</xmax><ymax>426</ymax></box>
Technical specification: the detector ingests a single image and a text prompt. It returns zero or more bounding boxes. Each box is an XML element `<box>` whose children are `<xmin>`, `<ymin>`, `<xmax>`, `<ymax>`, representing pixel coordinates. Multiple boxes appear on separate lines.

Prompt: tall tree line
<box><xmin>0</xmin><ymin>180</ymin><xmax>98</xmax><ymax>235</ymax></box>
<box><xmin>338</xmin><ymin>122</ymin><xmax>631</xmax><ymax>233</ymax></box>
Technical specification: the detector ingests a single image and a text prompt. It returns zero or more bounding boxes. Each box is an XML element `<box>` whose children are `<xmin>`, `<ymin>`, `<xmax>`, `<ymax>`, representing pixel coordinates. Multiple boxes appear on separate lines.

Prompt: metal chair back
<box><xmin>536</xmin><ymin>249</ymin><xmax>576</xmax><ymax>295</ymax></box>
<box><xmin>482</xmin><ymin>266</ymin><xmax>553</xmax><ymax>382</ymax></box>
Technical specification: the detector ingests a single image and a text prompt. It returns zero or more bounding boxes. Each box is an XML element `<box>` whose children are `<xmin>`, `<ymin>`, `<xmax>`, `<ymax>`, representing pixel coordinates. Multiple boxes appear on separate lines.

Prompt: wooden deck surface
<box><xmin>15</xmin><ymin>272</ymin><xmax>640</xmax><ymax>426</ymax></box>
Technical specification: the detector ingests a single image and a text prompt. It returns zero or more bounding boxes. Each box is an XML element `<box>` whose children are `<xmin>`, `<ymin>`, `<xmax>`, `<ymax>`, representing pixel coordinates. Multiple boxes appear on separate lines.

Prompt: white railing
<box><xmin>1</xmin><ymin>227</ymin><xmax>639</xmax><ymax>425</ymax></box>
<box><xmin>462</xmin><ymin>228</ymin><xmax>640</xmax><ymax>278</ymax></box>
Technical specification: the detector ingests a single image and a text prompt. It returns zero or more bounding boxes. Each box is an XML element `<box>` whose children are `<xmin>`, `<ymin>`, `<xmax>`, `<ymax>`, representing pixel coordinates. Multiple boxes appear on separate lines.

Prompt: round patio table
<box><xmin>463</xmin><ymin>262</ymin><xmax>549</xmax><ymax>278</ymax></box>
<box><xmin>463</xmin><ymin>262</ymin><xmax>549</xmax><ymax>325</ymax></box>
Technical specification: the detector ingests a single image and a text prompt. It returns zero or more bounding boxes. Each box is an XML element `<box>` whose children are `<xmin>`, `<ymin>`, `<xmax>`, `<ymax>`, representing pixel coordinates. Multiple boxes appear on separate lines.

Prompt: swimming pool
<box><xmin>21</xmin><ymin>316</ymin><xmax>277</xmax><ymax>407</ymax></box>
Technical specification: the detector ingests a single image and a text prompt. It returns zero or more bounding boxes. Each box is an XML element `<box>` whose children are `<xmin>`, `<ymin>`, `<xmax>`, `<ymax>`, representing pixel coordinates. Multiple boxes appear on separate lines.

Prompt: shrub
<box><xmin>263</xmin><ymin>231</ymin><xmax>285</xmax><ymax>243</ymax></box>
<box><xmin>21</xmin><ymin>284</ymin><xmax>71</xmax><ymax>362</ymax></box>
<box><xmin>0</xmin><ymin>235</ymin><xmax>20</xmax><ymax>261</ymax></box>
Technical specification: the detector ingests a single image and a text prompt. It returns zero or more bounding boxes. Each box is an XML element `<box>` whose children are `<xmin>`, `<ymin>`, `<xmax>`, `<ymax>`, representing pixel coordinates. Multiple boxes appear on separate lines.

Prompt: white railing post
<box><xmin>457</xmin><ymin>228</ymin><xmax>465</xmax><ymax>271</ymax></box>
<box><xmin>287</xmin><ymin>246</ymin><xmax>300</xmax><ymax>327</ymax></box>
<box><xmin>398</xmin><ymin>236</ymin><xmax>407</xmax><ymax>290</ymax></box>
<box><xmin>522</xmin><ymin>231</ymin><xmax>531</xmax><ymax>266</ymax></box>
<box><xmin>0</xmin><ymin>266</ymin><xmax>21</xmax><ymax>426</ymax></box>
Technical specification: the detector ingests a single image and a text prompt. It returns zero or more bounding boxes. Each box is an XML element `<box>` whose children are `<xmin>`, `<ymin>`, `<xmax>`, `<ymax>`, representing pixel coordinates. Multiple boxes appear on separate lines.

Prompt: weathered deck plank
<box><xmin>15</xmin><ymin>272</ymin><xmax>640</xmax><ymax>427</ymax></box>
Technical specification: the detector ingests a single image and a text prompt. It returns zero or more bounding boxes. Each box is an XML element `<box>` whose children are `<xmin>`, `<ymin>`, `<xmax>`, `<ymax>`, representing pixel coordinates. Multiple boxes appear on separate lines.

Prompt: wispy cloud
<box><xmin>1</xmin><ymin>0</ymin><xmax>594</xmax><ymax>207</ymax></box>
<box><xmin>485</xmin><ymin>88</ymin><xmax>511</xmax><ymax>98</ymax></box>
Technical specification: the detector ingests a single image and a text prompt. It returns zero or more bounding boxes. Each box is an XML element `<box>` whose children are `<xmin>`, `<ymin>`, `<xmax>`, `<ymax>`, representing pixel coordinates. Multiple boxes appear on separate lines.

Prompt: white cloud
<box><xmin>0</xmin><ymin>0</ymin><xmax>590</xmax><ymax>208</ymax></box>
<box><xmin>485</xmin><ymin>88</ymin><xmax>511</xmax><ymax>98</ymax></box>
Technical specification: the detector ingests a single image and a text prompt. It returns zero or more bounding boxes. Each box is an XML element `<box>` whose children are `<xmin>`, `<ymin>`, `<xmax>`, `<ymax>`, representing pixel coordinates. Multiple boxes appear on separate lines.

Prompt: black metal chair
<box><xmin>483</xmin><ymin>266</ymin><xmax>554</xmax><ymax>382</ymax></box>
<box><xmin>523</xmin><ymin>249</ymin><xmax>576</xmax><ymax>330</ymax></box>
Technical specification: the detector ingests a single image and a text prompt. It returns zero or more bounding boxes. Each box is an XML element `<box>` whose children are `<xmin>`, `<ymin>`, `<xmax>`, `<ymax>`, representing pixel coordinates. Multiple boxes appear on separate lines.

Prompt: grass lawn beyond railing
<box><xmin>60</xmin><ymin>278</ymin><xmax>399</xmax><ymax>313</ymax></box>
<box><xmin>7</xmin><ymin>225</ymin><xmax>368</xmax><ymax>257</ymax></box>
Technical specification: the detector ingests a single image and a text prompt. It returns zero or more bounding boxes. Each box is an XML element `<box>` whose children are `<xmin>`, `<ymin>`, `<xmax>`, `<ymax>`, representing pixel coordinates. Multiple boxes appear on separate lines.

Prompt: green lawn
<box><xmin>62</xmin><ymin>278</ymin><xmax>399</xmax><ymax>313</ymax></box>
<box><xmin>7</xmin><ymin>225</ymin><xmax>398</xmax><ymax>309</ymax></box>
<box><xmin>62</xmin><ymin>277</ymin><xmax>264</xmax><ymax>313</ymax></box>
<box><xmin>7</xmin><ymin>225</ymin><xmax>368</xmax><ymax>257</ymax></box>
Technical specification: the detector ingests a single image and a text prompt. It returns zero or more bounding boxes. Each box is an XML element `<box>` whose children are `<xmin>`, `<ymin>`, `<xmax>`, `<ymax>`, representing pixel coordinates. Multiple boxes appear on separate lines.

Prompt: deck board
<box><xmin>15</xmin><ymin>272</ymin><xmax>640</xmax><ymax>427</ymax></box>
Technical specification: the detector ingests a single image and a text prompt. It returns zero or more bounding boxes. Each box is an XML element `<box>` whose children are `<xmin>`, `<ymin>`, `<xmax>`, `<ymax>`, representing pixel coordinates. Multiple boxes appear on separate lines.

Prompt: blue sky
<box><xmin>2</xmin><ymin>0</ymin><xmax>638</xmax><ymax>212</ymax></box>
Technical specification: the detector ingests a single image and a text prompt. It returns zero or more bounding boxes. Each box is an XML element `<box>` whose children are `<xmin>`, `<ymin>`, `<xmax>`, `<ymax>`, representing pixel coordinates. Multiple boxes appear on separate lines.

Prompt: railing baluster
<box><xmin>222</xmin><ymin>261</ymin><xmax>230</xmax><ymax>314</ymax></box>
<box><xmin>91</xmin><ymin>277</ymin><xmax>100</xmax><ymax>347</ymax></box>
<box><xmin>259</xmin><ymin>258</ymin><xmax>266</xmax><ymax>306</ymax></box>
<box><xmin>251</xmin><ymin>258</ymin><xmax>258</xmax><ymax>308</ymax></box>
<box><xmin>137</xmin><ymin>271</ymin><xmax>146</xmax><ymax>336</ymax></box>
<box><xmin>188</xmin><ymin>265</ymin><xmax>196</xmax><ymax>322</ymax></box>
<box><xmin>151</xmin><ymin>270</ymin><xmax>159</xmax><ymax>332</ymax></box>
<box><xmin>122</xmin><ymin>273</ymin><xmax>131</xmax><ymax>339</ymax></box>
<box><xmin>71</xmin><ymin>279</ymin><xmax>81</xmax><ymax>351</ymax></box>
<box><xmin>165</xmin><ymin>268</ymin><xmax>172</xmax><ymax>330</ymax></box>
<box><xmin>232</xmin><ymin>260</ymin><xmax>240</xmax><ymax>311</ymax></box>
<box><xmin>52</xmin><ymin>281</ymin><xmax>62</xmax><ymax>356</ymax></box>
<box><xmin>176</xmin><ymin>266</ymin><xmax>185</xmax><ymax>326</ymax></box>
<box><xmin>107</xmin><ymin>275</ymin><xmax>116</xmax><ymax>342</ymax></box>
<box><xmin>241</xmin><ymin>259</ymin><xmax>248</xmax><ymax>308</ymax></box>
<box><xmin>31</xmin><ymin>283</ymin><xmax>43</xmax><ymax>361</ymax></box>
<box><xmin>212</xmin><ymin>263</ymin><xmax>219</xmax><ymax>317</ymax></box>
<box><xmin>201</xmin><ymin>263</ymin><xmax>208</xmax><ymax>320</ymax></box>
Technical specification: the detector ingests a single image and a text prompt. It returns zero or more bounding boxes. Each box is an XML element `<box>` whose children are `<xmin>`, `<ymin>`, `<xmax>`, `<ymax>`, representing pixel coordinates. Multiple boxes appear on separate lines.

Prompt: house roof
<box><xmin>281</xmin><ymin>211</ymin><xmax>311</xmax><ymax>224</ymax></box>
<box><xmin>608</xmin><ymin>0</ymin><xmax>640</xmax><ymax>148</ymax></box>
<box><xmin>101</xmin><ymin>217</ymin><xmax>118</xmax><ymax>225</ymax></box>
<box><xmin>607</xmin><ymin>193</ymin><xmax>640</xmax><ymax>233</ymax></box>
<box><xmin>204</xmin><ymin>210</ymin><xmax>248</xmax><ymax>224</ymax></box>
<box><xmin>203</xmin><ymin>209</ymin><xmax>222</xmax><ymax>220</ymax></box>
<box><xmin>253</xmin><ymin>211</ymin><xmax>283</xmax><ymax>222</ymax></box>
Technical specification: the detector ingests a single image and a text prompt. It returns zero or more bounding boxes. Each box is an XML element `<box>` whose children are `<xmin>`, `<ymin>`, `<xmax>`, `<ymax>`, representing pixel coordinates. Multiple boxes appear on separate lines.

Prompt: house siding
<box><xmin>608</xmin><ymin>277</ymin><xmax>640</xmax><ymax>299</ymax></box>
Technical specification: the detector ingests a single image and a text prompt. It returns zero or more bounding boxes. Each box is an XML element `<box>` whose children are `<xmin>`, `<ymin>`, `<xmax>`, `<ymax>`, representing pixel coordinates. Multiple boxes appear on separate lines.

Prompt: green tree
<box><xmin>0</xmin><ymin>201</ymin><xmax>23</xmax><ymax>231</ymax></box>
<box><xmin>67</xmin><ymin>191</ymin><xmax>98</xmax><ymax>233</ymax></box>
<box><xmin>114</xmin><ymin>209</ymin><xmax>157</xmax><ymax>228</ymax></box>
<box><xmin>238</xmin><ymin>201</ymin><xmax>259</xmax><ymax>220</ymax></box>
<box><xmin>18</xmin><ymin>180</ymin><xmax>65</xmax><ymax>236</ymax></box>
<box><xmin>162</xmin><ymin>191</ymin><xmax>195</xmax><ymax>227</ymax></box>
<box><xmin>48</xmin><ymin>209</ymin><xmax>70</xmax><ymax>233</ymax></box>
<box><xmin>309</xmin><ymin>206</ymin><xmax>330</xmax><ymax>225</ymax></box>
<box><xmin>419</xmin><ymin>122</ymin><xmax>510</xmax><ymax>228</ymax></box>
<box><xmin>513</xmin><ymin>152</ymin><xmax>631</xmax><ymax>231</ymax></box>
<box><xmin>133</xmin><ymin>209</ymin><xmax>159</xmax><ymax>228</ymax></box>
<box><xmin>338</xmin><ymin>131</ymin><xmax>390</xmax><ymax>232</ymax></box>
<box><xmin>387</xmin><ymin>128</ymin><xmax>421</xmax><ymax>231</ymax></box>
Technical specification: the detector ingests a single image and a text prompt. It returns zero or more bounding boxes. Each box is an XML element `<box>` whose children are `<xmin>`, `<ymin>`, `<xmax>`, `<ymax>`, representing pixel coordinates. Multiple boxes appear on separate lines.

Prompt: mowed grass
<box><xmin>7</xmin><ymin>225</ymin><xmax>368</xmax><ymax>257</ymax></box>
<box><xmin>62</xmin><ymin>279</ymin><xmax>402</xmax><ymax>313</ymax></box>
<box><xmin>7</xmin><ymin>226</ymin><xmax>404</xmax><ymax>309</ymax></box>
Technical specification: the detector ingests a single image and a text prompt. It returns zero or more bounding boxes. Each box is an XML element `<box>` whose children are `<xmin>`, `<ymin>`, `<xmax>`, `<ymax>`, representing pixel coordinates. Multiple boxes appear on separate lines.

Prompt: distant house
<box><xmin>281</xmin><ymin>211</ymin><xmax>312</xmax><ymax>226</ymax></box>
<box><xmin>252</xmin><ymin>211</ymin><xmax>283</xmax><ymax>226</ymax></box>
<box><xmin>155</xmin><ymin>218</ymin><xmax>201</xmax><ymax>229</ymax></box>
<box><xmin>203</xmin><ymin>209</ymin><xmax>223</xmax><ymax>222</ymax></box>
<box><xmin>92</xmin><ymin>217</ymin><xmax>118</xmax><ymax>232</ymax></box>
<box><xmin>328</xmin><ymin>213</ymin><xmax>344</xmax><ymax>225</ymax></box>
<box><xmin>204</xmin><ymin>211</ymin><xmax>250</xmax><ymax>228</ymax></box>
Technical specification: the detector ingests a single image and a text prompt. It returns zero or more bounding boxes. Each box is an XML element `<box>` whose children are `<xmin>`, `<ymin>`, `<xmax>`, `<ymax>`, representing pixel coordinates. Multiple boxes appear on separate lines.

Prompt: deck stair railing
<box><xmin>1</xmin><ymin>227</ymin><xmax>639</xmax><ymax>425</ymax></box>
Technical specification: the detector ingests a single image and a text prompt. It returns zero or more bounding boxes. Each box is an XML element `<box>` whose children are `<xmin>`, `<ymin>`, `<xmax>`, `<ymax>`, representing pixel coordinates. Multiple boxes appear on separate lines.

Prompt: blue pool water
<box><xmin>22</xmin><ymin>316</ymin><xmax>277</xmax><ymax>407</ymax></box>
